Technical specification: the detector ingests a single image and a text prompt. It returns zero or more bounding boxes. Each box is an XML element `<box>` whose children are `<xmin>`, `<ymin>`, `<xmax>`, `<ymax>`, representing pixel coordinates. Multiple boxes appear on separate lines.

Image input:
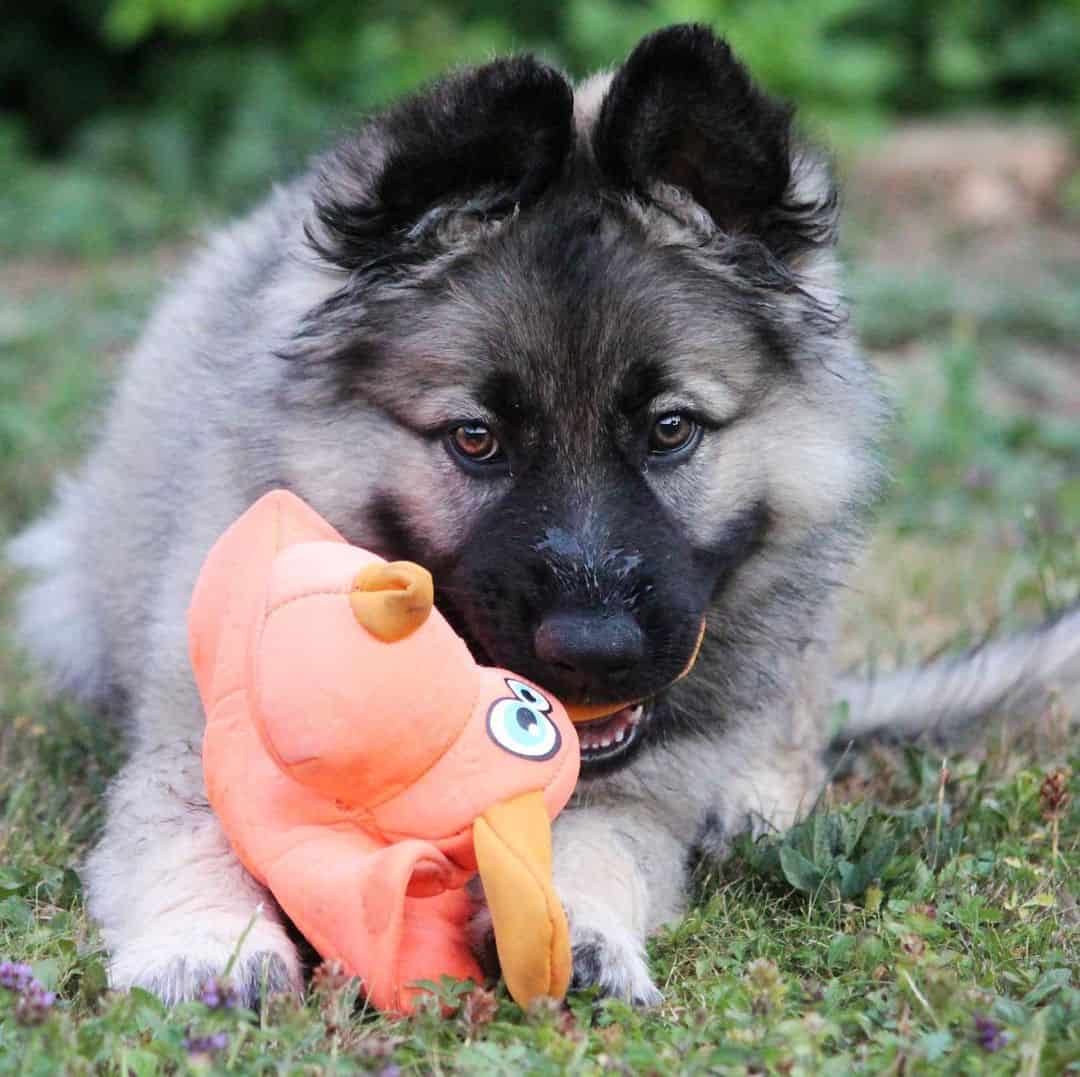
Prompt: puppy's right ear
<box><xmin>309</xmin><ymin>57</ymin><xmax>574</xmax><ymax>271</ymax></box>
<box><xmin>592</xmin><ymin>25</ymin><xmax>834</xmax><ymax>261</ymax></box>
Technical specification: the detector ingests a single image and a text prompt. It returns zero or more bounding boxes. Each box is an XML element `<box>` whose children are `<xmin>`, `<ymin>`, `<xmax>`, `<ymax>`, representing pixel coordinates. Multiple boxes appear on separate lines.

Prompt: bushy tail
<box><xmin>832</xmin><ymin>603</ymin><xmax>1080</xmax><ymax>745</ymax></box>
<box><xmin>6</xmin><ymin>477</ymin><xmax>111</xmax><ymax>706</ymax></box>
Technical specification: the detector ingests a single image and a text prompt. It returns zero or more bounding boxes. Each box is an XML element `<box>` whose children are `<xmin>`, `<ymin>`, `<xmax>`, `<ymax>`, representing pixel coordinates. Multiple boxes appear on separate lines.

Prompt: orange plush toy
<box><xmin>189</xmin><ymin>491</ymin><xmax>579</xmax><ymax>1014</ymax></box>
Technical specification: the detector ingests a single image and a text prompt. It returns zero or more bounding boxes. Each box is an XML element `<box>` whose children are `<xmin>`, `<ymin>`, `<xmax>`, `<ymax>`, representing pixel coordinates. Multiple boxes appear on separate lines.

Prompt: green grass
<box><xmin>0</xmin><ymin>224</ymin><xmax>1078</xmax><ymax>1073</ymax></box>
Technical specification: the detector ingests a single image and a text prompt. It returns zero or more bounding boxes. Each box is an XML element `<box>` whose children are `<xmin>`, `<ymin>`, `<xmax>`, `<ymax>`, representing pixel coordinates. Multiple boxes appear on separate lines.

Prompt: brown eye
<box><xmin>450</xmin><ymin>422</ymin><xmax>502</xmax><ymax>464</ymax></box>
<box><xmin>649</xmin><ymin>413</ymin><xmax>698</xmax><ymax>455</ymax></box>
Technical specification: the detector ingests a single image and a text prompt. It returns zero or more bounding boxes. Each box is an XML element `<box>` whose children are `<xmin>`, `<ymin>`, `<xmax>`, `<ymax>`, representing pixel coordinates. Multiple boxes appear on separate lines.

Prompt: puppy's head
<box><xmin>281</xmin><ymin>26</ymin><xmax>884</xmax><ymax>771</ymax></box>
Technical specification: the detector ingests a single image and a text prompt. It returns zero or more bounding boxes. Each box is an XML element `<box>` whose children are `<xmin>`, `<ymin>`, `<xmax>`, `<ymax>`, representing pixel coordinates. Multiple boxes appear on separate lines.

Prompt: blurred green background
<box><xmin>4</xmin><ymin>0</ymin><xmax>1080</xmax><ymax>255</ymax></box>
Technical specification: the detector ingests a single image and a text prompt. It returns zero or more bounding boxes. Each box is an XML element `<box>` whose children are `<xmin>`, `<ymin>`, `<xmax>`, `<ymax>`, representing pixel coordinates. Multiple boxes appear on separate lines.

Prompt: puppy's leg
<box><xmin>550</xmin><ymin>804</ymin><xmax>688</xmax><ymax>1006</ymax></box>
<box><xmin>547</xmin><ymin>713</ymin><xmax>828</xmax><ymax>1006</ymax></box>
<box><xmin>84</xmin><ymin>737</ymin><xmax>303</xmax><ymax>1006</ymax></box>
<box><xmin>699</xmin><ymin>708</ymin><xmax>829</xmax><ymax>856</ymax></box>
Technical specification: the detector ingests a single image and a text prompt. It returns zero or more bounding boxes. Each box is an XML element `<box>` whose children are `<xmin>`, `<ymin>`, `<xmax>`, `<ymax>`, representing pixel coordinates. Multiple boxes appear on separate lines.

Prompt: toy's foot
<box><xmin>568</xmin><ymin>921</ymin><xmax>662</xmax><ymax>1007</ymax></box>
<box><xmin>109</xmin><ymin>932</ymin><xmax>303</xmax><ymax>1007</ymax></box>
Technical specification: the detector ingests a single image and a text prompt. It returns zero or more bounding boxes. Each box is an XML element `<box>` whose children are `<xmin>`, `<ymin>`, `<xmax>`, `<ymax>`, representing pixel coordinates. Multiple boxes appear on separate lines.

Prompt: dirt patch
<box><xmin>844</xmin><ymin>119</ymin><xmax>1080</xmax><ymax>273</ymax></box>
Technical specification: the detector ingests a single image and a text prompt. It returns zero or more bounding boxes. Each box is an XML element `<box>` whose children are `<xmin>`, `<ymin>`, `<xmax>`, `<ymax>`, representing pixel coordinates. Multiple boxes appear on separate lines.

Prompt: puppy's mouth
<box><xmin>572</xmin><ymin>702</ymin><xmax>650</xmax><ymax>768</ymax></box>
<box><xmin>563</xmin><ymin>613</ymin><xmax>705</xmax><ymax>771</ymax></box>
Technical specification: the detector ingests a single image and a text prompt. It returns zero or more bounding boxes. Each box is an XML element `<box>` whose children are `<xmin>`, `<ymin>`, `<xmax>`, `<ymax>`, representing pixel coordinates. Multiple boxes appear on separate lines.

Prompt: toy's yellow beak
<box><xmin>349</xmin><ymin>561</ymin><xmax>434</xmax><ymax>642</ymax></box>
<box><xmin>473</xmin><ymin>791</ymin><xmax>571</xmax><ymax>1008</ymax></box>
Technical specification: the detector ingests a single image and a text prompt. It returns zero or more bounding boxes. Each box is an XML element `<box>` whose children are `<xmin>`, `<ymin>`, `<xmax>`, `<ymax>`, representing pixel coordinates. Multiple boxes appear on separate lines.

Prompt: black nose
<box><xmin>533</xmin><ymin>610</ymin><xmax>645</xmax><ymax>679</ymax></box>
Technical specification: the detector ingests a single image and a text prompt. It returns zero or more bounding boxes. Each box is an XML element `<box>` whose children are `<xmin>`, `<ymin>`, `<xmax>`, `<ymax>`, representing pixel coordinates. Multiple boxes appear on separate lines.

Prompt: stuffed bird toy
<box><xmin>190</xmin><ymin>490</ymin><xmax>579</xmax><ymax>1014</ymax></box>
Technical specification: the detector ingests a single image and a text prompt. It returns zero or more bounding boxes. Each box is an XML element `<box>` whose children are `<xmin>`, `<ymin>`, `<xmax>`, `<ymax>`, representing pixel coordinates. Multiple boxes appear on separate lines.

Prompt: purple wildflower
<box><xmin>14</xmin><ymin>982</ymin><xmax>56</xmax><ymax>1026</ymax></box>
<box><xmin>0</xmin><ymin>962</ymin><xmax>34</xmax><ymax>992</ymax></box>
<box><xmin>183</xmin><ymin>1031</ymin><xmax>229</xmax><ymax>1055</ymax></box>
<box><xmin>379</xmin><ymin>1067</ymin><xmax>402</xmax><ymax>1077</ymax></box>
<box><xmin>973</xmin><ymin>1013</ymin><xmax>1008</xmax><ymax>1053</ymax></box>
<box><xmin>198</xmin><ymin>976</ymin><xmax>239</xmax><ymax>1010</ymax></box>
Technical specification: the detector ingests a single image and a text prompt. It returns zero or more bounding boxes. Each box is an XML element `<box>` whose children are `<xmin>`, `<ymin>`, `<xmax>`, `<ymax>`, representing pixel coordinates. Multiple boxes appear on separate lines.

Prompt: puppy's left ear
<box><xmin>593</xmin><ymin>24</ymin><xmax>835</xmax><ymax>260</ymax></box>
<box><xmin>309</xmin><ymin>56</ymin><xmax>573</xmax><ymax>271</ymax></box>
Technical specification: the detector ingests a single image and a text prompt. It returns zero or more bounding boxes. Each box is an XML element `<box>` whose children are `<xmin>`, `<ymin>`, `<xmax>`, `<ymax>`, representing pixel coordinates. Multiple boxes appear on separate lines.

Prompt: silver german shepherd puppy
<box><xmin>10</xmin><ymin>24</ymin><xmax>1080</xmax><ymax>1006</ymax></box>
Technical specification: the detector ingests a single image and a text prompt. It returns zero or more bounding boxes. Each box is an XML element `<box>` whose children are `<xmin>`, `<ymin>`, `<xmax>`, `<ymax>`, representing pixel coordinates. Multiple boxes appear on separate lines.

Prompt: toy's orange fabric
<box><xmin>190</xmin><ymin>491</ymin><xmax>580</xmax><ymax>1013</ymax></box>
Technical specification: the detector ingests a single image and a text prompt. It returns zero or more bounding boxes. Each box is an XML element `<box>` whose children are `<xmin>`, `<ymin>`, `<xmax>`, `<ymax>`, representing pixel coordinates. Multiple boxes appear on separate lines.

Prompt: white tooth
<box><xmin>614</xmin><ymin>726</ymin><xmax>626</xmax><ymax>743</ymax></box>
<box><xmin>600</xmin><ymin>735</ymin><xmax>612</xmax><ymax>747</ymax></box>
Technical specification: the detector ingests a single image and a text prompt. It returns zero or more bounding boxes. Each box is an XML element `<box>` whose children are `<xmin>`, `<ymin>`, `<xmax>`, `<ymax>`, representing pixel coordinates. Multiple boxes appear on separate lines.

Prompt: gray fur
<box><xmin>7</xmin><ymin>29</ymin><xmax>1077</xmax><ymax>1009</ymax></box>
<box><xmin>834</xmin><ymin>603</ymin><xmax>1080</xmax><ymax>743</ymax></box>
<box><xmin>8</xmin><ymin>476</ymin><xmax>112</xmax><ymax>705</ymax></box>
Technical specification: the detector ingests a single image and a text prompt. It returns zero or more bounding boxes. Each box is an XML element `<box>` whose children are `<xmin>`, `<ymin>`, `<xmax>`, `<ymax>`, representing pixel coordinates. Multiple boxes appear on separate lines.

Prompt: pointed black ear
<box><xmin>593</xmin><ymin>25</ymin><xmax>834</xmax><ymax>258</ymax></box>
<box><xmin>310</xmin><ymin>56</ymin><xmax>574</xmax><ymax>270</ymax></box>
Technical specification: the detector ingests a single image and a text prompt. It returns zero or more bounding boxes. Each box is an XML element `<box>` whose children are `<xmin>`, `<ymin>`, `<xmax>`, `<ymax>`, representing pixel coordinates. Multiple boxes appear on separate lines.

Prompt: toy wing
<box><xmin>259</xmin><ymin>828</ymin><xmax>481</xmax><ymax>1013</ymax></box>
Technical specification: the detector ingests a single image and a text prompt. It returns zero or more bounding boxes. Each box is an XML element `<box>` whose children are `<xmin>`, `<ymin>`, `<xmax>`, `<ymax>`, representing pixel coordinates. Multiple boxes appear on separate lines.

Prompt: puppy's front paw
<box><xmin>108</xmin><ymin>922</ymin><xmax>303</xmax><ymax>1007</ymax></box>
<box><xmin>569</xmin><ymin>922</ymin><xmax>662</xmax><ymax>1007</ymax></box>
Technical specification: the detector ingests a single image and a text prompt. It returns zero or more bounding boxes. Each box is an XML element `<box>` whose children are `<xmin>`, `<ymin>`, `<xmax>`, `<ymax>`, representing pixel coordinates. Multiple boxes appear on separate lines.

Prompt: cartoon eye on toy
<box><xmin>505</xmin><ymin>678</ymin><xmax>552</xmax><ymax>713</ymax></box>
<box><xmin>487</xmin><ymin>680</ymin><xmax>560</xmax><ymax>760</ymax></box>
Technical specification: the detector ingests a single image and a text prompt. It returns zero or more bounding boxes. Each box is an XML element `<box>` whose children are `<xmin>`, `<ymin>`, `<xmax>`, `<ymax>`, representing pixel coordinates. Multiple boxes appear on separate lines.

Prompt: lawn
<box><xmin>0</xmin><ymin>130</ymin><xmax>1077</xmax><ymax>1073</ymax></box>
